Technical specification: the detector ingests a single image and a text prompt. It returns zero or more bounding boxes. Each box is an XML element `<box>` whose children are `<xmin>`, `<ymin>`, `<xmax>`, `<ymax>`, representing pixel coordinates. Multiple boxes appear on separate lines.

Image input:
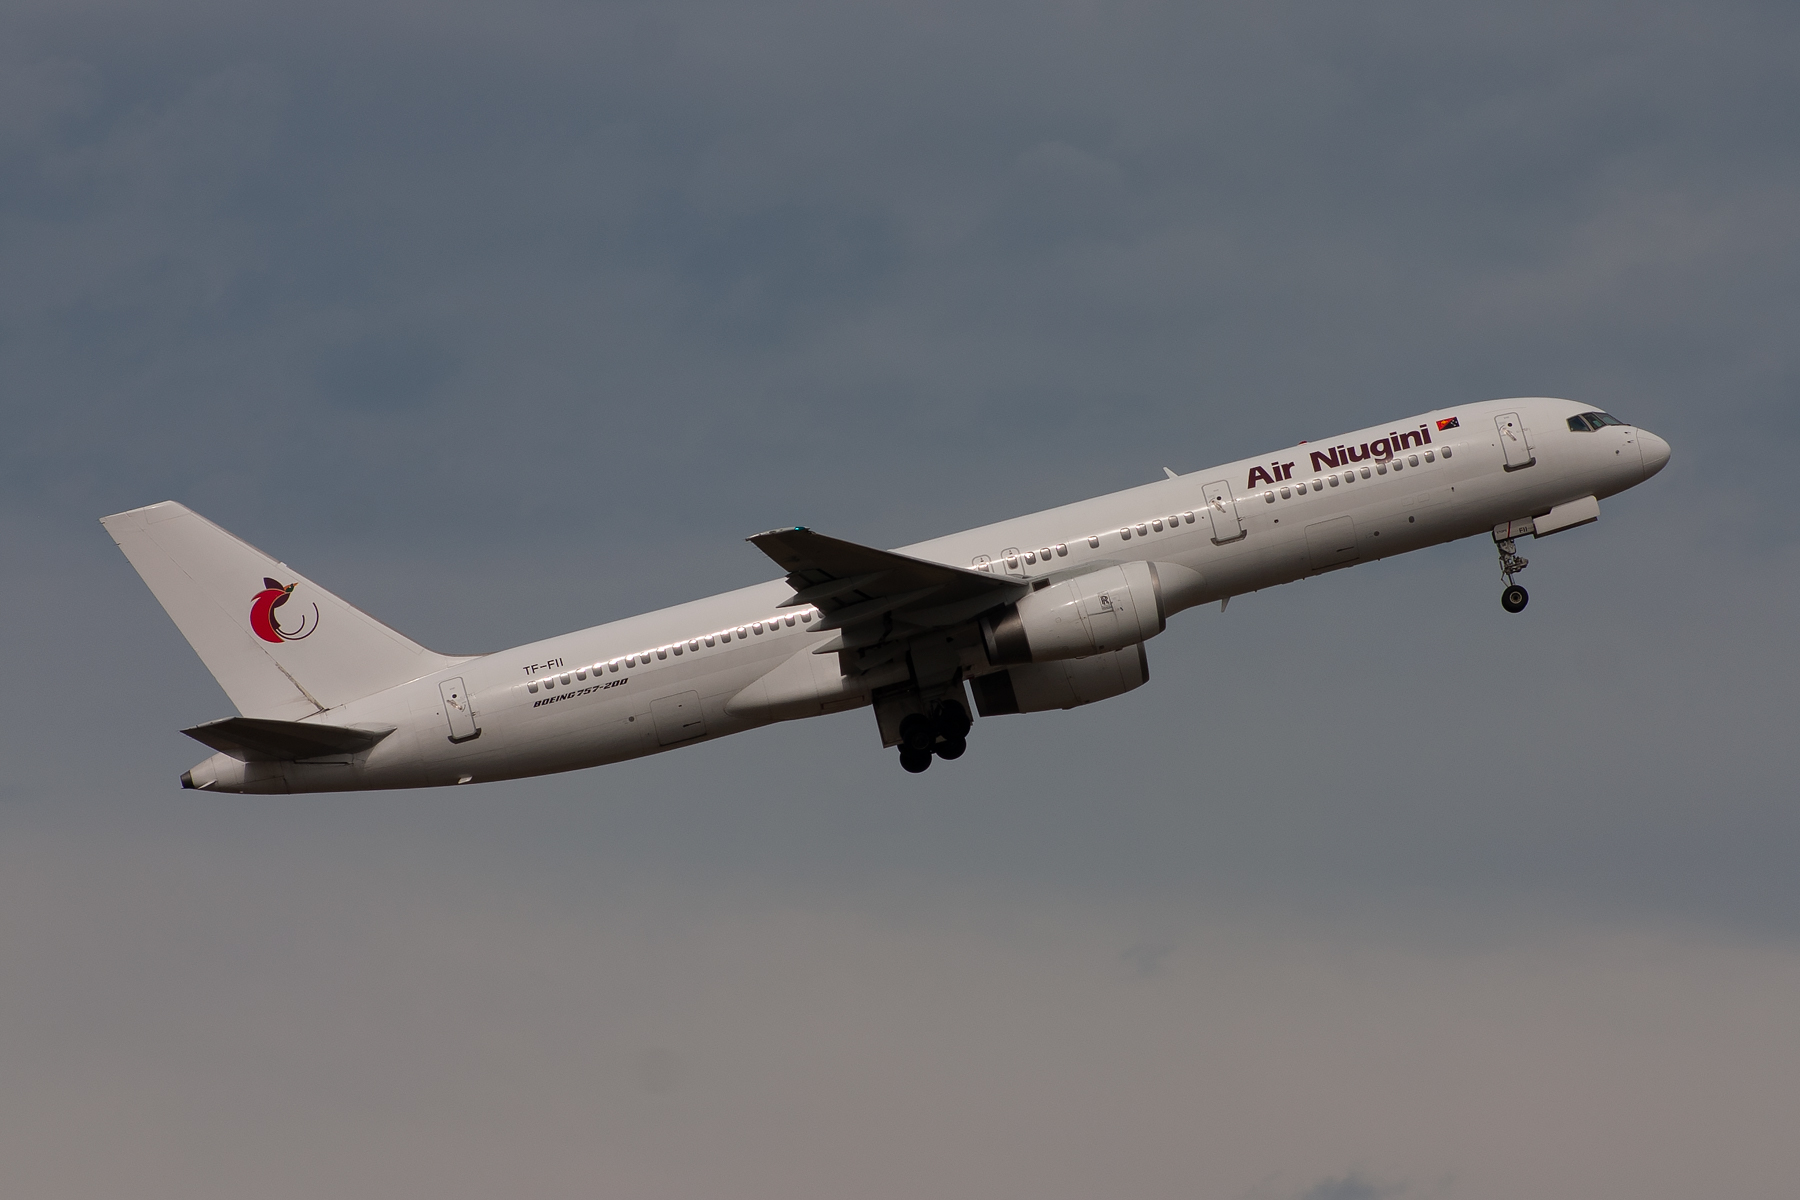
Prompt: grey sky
<box><xmin>4</xmin><ymin>2</ymin><xmax>1798</xmax><ymax>1197</ymax></box>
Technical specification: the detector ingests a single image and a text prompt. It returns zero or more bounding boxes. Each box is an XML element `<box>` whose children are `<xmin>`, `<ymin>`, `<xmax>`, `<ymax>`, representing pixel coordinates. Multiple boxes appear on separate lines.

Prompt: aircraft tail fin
<box><xmin>101</xmin><ymin>502</ymin><xmax>460</xmax><ymax>718</ymax></box>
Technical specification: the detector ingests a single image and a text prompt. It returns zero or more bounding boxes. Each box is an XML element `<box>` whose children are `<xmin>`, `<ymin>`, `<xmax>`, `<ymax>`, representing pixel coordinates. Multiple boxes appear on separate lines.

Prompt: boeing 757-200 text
<box><xmin>103</xmin><ymin>397</ymin><xmax>1670</xmax><ymax>790</ymax></box>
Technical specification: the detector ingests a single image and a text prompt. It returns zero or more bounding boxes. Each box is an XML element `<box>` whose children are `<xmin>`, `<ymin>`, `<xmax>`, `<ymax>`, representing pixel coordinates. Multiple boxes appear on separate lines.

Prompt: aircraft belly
<box><xmin>478</xmin><ymin>649</ymin><xmax>789</xmax><ymax>777</ymax></box>
<box><xmin>726</xmin><ymin>646</ymin><xmax>867</xmax><ymax>721</ymax></box>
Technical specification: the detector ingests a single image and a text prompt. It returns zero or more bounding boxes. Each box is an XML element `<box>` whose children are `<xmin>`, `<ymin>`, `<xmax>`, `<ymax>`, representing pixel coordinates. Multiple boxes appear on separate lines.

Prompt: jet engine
<box><xmin>979</xmin><ymin>561</ymin><xmax>1166</xmax><ymax>666</ymax></box>
<box><xmin>969</xmin><ymin>643</ymin><xmax>1149</xmax><ymax>715</ymax></box>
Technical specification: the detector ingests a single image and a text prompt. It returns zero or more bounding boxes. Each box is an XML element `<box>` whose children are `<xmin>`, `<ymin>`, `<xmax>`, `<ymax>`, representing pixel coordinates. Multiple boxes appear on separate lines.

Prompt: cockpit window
<box><xmin>1570</xmin><ymin>411</ymin><xmax>1626</xmax><ymax>432</ymax></box>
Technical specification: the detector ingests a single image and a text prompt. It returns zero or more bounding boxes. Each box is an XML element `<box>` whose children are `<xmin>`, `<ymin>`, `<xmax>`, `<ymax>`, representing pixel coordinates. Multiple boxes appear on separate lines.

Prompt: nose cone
<box><xmin>1637</xmin><ymin>429</ymin><xmax>1672</xmax><ymax>479</ymax></box>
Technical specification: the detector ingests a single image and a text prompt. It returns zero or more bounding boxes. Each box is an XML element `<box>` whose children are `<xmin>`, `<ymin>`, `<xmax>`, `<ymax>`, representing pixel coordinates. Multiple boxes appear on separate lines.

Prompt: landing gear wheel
<box><xmin>1493</xmin><ymin>534</ymin><xmax>1530</xmax><ymax>611</ymax></box>
<box><xmin>930</xmin><ymin>699</ymin><xmax>972</xmax><ymax>741</ymax></box>
<box><xmin>898</xmin><ymin>713</ymin><xmax>936</xmax><ymax>753</ymax></box>
<box><xmin>935</xmin><ymin>735</ymin><xmax>967</xmax><ymax>761</ymax></box>
<box><xmin>899</xmin><ymin>747</ymin><xmax>934</xmax><ymax>773</ymax></box>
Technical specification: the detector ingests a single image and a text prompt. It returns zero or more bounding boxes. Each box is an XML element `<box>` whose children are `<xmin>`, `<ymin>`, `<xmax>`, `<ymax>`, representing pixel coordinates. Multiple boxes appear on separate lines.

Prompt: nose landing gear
<box><xmin>895</xmin><ymin>699</ymin><xmax>973</xmax><ymax>773</ymax></box>
<box><xmin>1494</xmin><ymin>528</ymin><xmax>1530</xmax><ymax>613</ymax></box>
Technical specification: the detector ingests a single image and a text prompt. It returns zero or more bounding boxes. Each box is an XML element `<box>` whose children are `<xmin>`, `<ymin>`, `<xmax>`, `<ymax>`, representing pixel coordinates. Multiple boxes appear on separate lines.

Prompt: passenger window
<box><xmin>802</xmin><ymin>611</ymin><xmax>814</xmax><ymax>621</ymax></box>
<box><xmin>692</xmin><ymin>638</ymin><xmax>702</xmax><ymax>649</ymax></box>
<box><xmin>576</xmin><ymin>669</ymin><xmax>587</xmax><ymax>680</ymax></box>
<box><xmin>1182</xmin><ymin>512</ymin><xmax>1194</xmax><ymax>524</ymax></box>
<box><xmin>1424</xmin><ymin>450</ymin><xmax>1434</xmax><ymax>462</ymax></box>
<box><xmin>561</xmin><ymin>673</ymin><xmax>572</xmax><ymax>684</ymax></box>
<box><xmin>1376</xmin><ymin>462</ymin><xmax>1388</xmax><ymax>474</ymax></box>
<box><xmin>720</xmin><ymin>632</ymin><xmax>730</xmax><ymax>643</ymax></box>
<box><xmin>609</xmin><ymin>660</ymin><xmax>620</xmax><ymax>672</ymax></box>
<box><xmin>1328</xmin><ymin>475</ymin><xmax>1339</xmax><ymax>486</ymax></box>
<box><xmin>528</xmin><ymin>681</ymin><xmax>539</xmax><ymax>693</ymax></box>
<box><xmin>1088</xmin><ymin>536</ymin><xmax>1100</xmax><ymax>548</ymax></box>
<box><xmin>1441</xmin><ymin>447</ymin><xmax>1451</xmax><ymax>459</ymax></box>
<box><xmin>1264</xmin><ymin>491</ymin><xmax>1275</xmax><ymax>503</ymax></box>
<box><xmin>1279</xmin><ymin>486</ymin><xmax>1291</xmax><ymax>498</ymax></box>
<box><xmin>1055</xmin><ymin>543</ymin><xmax>1068</xmax><ymax>556</ymax></box>
<box><xmin>1392</xmin><ymin>460</ymin><xmax>1403</xmax><ymax>471</ymax></box>
<box><xmin>1023</xmin><ymin>550</ymin><xmax>1036</xmax><ymax>564</ymax></box>
<box><xmin>737</xmin><ymin>627</ymin><xmax>747</xmax><ymax>638</ymax></box>
<box><xmin>1040</xmin><ymin>547</ymin><xmax>1052</xmax><ymax>559</ymax></box>
<box><xmin>1311</xmin><ymin>479</ymin><xmax>1323</xmax><ymax>490</ymax></box>
<box><xmin>1005</xmin><ymin>552</ymin><xmax>1020</xmax><ymax>566</ymax></box>
<box><xmin>1120</xmin><ymin>528</ymin><xmax>1131</xmax><ymax>540</ymax></box>
<box><xmin>1152</xmin><ymin>519</ymin><xmax>1163</xmax><ymax>532</ymax></box>
<box><xmin>1136</xmin><ymin>523</ymin><xmax>1148</xmax><ymax>535</ymax></box>
<box><xmin>656</xmin><ymin>648</ymin><xmax>667</xmax><ymax>659</ymax></box>
<box><xmin>672</xmin><ymin>644</ymin><xmax>683</xmax><ymax>655</ymax></box>
<box><xmin>1408</xmin><ymin>454</ymin><xmax>1419</xmax><ymax>466</ymax></box>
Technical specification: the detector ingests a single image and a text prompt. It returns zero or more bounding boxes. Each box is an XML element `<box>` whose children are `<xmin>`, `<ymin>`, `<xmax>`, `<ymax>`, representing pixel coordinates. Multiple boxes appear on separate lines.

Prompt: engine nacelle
<box><xmin>980</xmin><ymin>561</ymin><xmax>1166</xmax><ymax>666</ymax></box>
<box><xmin>970</xmin><ymin>643</ymin><xmax>1149</xmax><ymax>715</ymax></box>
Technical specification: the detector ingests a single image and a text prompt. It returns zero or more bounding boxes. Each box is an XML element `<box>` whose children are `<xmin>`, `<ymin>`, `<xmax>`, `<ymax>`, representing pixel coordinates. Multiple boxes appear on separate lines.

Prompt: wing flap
<box><xmin>747</xmin><ymin>528</ymin><xmax>1022</xmax><ymax>631</ymax></box>
<box><xmin>182</xmin><ymin>716</ymin><xmax>395</xmax><ymax>762</ymax></box>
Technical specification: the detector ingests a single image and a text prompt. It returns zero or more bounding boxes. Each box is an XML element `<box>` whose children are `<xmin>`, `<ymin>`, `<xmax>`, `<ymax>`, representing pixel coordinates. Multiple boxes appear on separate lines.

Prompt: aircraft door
<box><xmin>439</xmin><ymin>677</ymin><xmax>480</xmax><ymax>743</ymax></box>
<box><xmin>651</xmin><ymin>691</ymin><xmax>708</xmax><ymax>745</ymax></box>
<box><xmin>1201</xmin><ymin>480</ymin><xmax>1246</xmax><ymax>544</ymax></box>
<box><xmin>1495</xmin><ymin>412</ymin><xmax>1535</xmax><ymax>470</ymax></box>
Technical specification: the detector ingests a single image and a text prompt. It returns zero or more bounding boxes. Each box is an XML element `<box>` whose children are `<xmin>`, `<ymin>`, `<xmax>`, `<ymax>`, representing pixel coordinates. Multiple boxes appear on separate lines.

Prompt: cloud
<box><xmin>1294</xmin><ymin>1174</ymin><xmax>1405</xmax><ymax>1200</ymax></box>
<box><xmin>4</xmin><ymin>815</ymin><xmax>1799</xmax><ymax>1200</ymax></box>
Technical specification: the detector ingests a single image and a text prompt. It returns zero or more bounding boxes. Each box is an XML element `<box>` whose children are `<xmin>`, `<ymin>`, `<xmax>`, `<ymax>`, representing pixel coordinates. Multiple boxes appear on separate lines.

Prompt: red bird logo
<box><xmin>249</xmin><ymin>578</ymin><xmax>318</xmax><ymax>643</ymax></box>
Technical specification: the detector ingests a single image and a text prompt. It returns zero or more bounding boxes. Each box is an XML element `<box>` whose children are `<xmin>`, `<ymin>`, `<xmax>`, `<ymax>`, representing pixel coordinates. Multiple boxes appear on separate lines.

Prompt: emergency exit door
<box><xmin>439</xmin><ymin>677</ymin><xmax>480</xmax><ymax>743</ymax></box>
<box><xmin>1201</xmin><ymin>481</ymin><xmax>1246</xmax><ymax>544</ymax></box>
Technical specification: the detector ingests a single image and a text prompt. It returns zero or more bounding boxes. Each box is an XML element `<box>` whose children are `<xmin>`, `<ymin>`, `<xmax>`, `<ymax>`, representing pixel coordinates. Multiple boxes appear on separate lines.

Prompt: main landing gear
<box><xmin>1495</xmin><ymin>531</ymin><xmax>1530</xmax><ymax>613</ymax></box>
<box><xmin>896</xmin><ymin>698</ymin><xmax>973</xmax><ymax>773</ymax></box>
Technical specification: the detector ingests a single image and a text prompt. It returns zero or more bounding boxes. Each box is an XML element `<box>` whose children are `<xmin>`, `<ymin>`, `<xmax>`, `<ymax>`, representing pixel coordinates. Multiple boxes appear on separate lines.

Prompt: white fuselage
<box><xmin>183</xmin><ymin>397</ymin><xmax>1670</xmax><ymax>793</ymax></box>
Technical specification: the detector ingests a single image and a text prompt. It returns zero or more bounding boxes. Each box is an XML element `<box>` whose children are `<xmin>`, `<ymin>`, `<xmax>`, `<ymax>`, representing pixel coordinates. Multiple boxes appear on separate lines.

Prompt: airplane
<box><xmin>102</xmin><ymin>397</ymin><xmax>1670</xmax><ymax>792</ymax></box>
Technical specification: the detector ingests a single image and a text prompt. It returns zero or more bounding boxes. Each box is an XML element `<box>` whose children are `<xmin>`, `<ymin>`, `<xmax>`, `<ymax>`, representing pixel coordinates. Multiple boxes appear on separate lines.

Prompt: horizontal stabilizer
<box><xmin>182</xmin><ymin>716</ymin><xmax>394</xmax><ymax>762</ymax></box>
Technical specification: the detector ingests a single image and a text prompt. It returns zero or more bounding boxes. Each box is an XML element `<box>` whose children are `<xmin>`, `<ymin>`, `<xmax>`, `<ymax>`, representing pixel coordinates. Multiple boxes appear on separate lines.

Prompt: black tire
<box><xmin>1501</xmin><ymin>584</ymin><xmax>1529</xmax><ymax>613</ymax></box>
<box><xmin>898</xmin><ymin>713</ymin><xmax>936</xmax><ymax>752</ymax></box>
<box><xmin>935</xmin><ymin>735</ymin><xmax>967</xmax><ymax>761</ymax></box>
<box><xmin>932</xmin><ymin>699</ymin><xmax>972</xmax><ymax>740</ymax></box>
<box><xmin>899</xmin><ymin>747</ymin><xmax>933</xmax><ymax>773</ymax></box>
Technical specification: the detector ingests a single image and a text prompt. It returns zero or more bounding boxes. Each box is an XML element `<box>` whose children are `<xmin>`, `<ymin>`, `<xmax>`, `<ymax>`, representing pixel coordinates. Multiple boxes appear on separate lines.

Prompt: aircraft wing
<box><xmin>747</xmin><ymin>527</ymin><xmax>1024</xmax><ymax>644</ymax></box>
<box><xmin>182</xmin><ymin>716</ymin><xmax>395</xmax><ymax>761</ymax></box>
